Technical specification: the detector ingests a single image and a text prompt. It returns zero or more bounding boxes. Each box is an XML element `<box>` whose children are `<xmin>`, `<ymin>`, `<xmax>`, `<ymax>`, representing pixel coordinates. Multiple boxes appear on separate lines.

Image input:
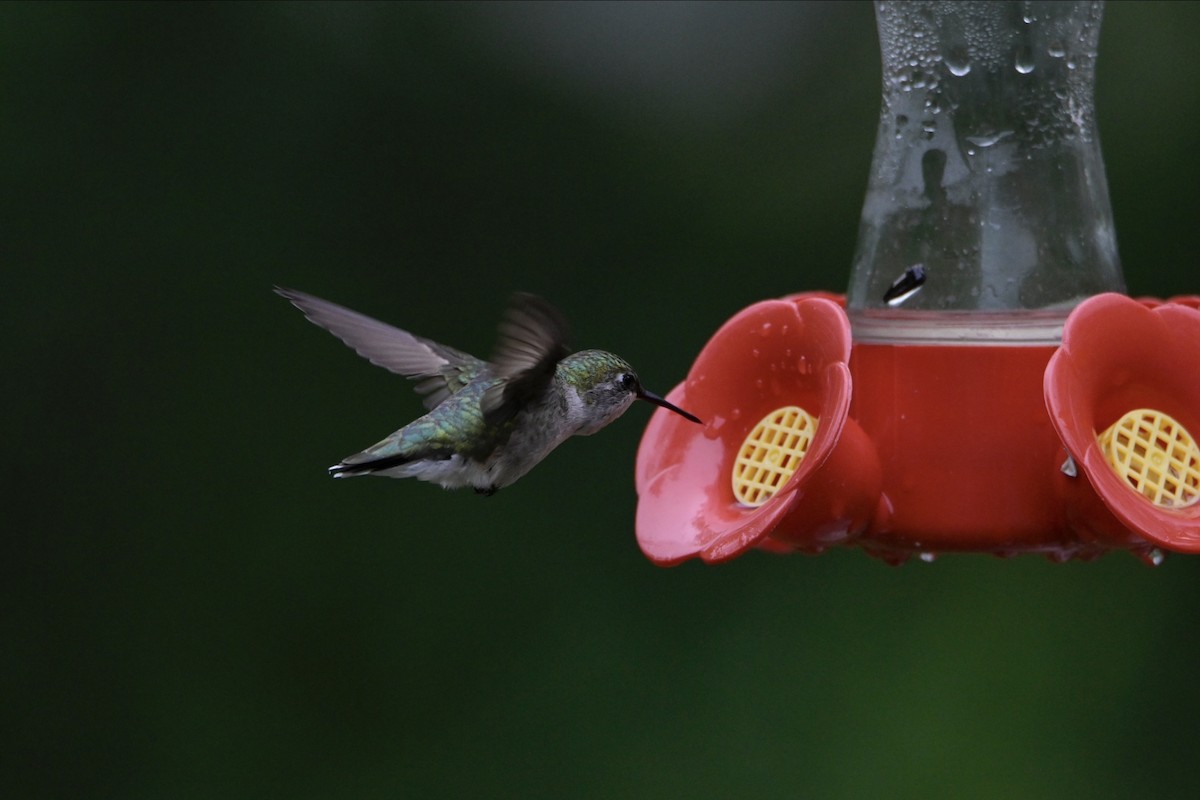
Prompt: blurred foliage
<box><xmin>3</xmin><ymin>2</ymin><xmax>1199</xmax><ymax>798</ymax></box>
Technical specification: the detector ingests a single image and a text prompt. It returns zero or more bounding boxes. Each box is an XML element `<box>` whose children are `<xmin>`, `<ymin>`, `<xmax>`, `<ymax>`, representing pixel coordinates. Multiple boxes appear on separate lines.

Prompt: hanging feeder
<box><xmin>634</xmin><ymin>1</ymin><xmax>1200</xmax><ymax>565</ymax></box>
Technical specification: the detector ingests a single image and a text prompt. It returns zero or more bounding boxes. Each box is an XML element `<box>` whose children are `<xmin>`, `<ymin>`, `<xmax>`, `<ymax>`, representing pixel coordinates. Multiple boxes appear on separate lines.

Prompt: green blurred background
<box><xmin>5</xmin><ymin>2</ymin><xmax>1200</xmax><ymax>797</ymax></box>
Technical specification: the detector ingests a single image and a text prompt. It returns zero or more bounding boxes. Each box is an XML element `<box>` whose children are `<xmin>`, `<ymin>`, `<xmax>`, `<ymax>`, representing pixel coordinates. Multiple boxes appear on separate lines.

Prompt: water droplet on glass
<box><xmin>945</xmin><ymin>45</ymin><xmax>971</xmax><ymax>76</ymax></box>
<box><xmin>918</xmin><ymin>552</ymin><xmax>937</xmax><ymax>563</ymax></box>
<box><xmin>759</xmin><ymin>322</ymin><xmax>772</xmax><ymax>337</ymax></box>
<box><xmin>1048</xmin><ymin>40</ymin><xmax>1066</xmax><ymax>58</ymax></box>
<box><xmin>965</xmin><ymin>130</ymin><xmax>1013</xmax><ymax>148</ymax></box>
<box><xmin>1014</xmin><ymin>45</ymin><xmax>1035</xmax><ymax>74</ymax></box>
<box><xmin>753</xmin><ymin>378</ymin><xmax>764</xmax><ymax>390</ymax></box>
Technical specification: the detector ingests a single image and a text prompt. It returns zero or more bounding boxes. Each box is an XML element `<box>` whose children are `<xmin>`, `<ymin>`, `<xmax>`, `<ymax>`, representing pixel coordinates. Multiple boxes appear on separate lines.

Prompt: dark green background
<box><xmin>6</xmin><ymin>2</ymin><xmax>1200</xmax><ymax>797</ymax></box>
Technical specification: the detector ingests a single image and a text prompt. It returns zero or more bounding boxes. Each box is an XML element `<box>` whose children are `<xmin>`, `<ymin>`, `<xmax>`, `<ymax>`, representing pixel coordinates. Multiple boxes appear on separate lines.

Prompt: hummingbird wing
<box><xmin>480</xmin><ymin>292</ymin><xmax>572</xmax><ymax>425</ymax></box>
<box><xmin>275</xmin><ymin>287</ymin><xmax>483</xmax><ymax>409</ymax></box>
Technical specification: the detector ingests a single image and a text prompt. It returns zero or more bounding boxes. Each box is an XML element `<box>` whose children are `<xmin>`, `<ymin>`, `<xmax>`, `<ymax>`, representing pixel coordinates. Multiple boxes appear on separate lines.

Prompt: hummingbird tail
<box><xmin>328</xmin><ymin>452</ymin><xmax>412</xmax><ymax>478</ymax></box>
<box><xmin>328</xmin><ymin>463</ymin><xmax>368</xmax><ymax>478</ymax></box>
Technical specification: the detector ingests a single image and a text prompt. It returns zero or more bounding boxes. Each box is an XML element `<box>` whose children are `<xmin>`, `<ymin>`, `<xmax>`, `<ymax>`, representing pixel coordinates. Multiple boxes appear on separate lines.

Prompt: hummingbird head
<box><xmin>565</xmin><ymin>350</ymin><xmax>702</xmax><ymax>435</ymax></box>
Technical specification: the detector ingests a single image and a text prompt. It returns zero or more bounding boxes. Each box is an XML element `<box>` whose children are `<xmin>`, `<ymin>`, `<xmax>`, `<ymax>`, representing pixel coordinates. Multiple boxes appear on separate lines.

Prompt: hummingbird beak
<box><xmin>637</xmin><ymin>388</ymin><xmax>703</xmax><ymax>424</ymax></box>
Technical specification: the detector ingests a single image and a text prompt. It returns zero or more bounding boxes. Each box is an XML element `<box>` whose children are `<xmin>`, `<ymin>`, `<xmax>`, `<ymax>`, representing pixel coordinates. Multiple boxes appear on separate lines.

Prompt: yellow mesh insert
<box><xmin>1099</xmin><ymin>409</ymin><xmax>1200</xmax><ymax>509</ymax></box>
<box><xmin>732</xmin><ymin>406</ymin><xmax>818</xmax><ymax>507</ymax></box>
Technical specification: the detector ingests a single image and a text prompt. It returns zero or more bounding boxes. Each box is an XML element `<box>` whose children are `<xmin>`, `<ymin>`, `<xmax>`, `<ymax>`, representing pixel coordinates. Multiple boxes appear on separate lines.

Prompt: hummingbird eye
<box><xmin>617</xmin><ymin>373</ymin><xmax>637</xmax><ymax>392</ymax></box>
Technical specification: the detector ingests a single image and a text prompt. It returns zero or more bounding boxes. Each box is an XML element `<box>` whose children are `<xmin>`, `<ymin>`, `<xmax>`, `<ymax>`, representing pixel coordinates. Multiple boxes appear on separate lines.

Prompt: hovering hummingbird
<box><xmin>276</xmin><ymin>287</ymin><xmax>701</xmax><ymax>495</ymax></box>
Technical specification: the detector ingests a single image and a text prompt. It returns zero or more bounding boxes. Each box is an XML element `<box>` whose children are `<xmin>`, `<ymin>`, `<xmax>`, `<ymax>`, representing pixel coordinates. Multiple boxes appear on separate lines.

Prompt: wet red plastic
<box><xmin>635</xmin><ymin>296</ymin><xmax>879</xmax><ymax>565</ymax></box>
<box><xmin>1045</xmin><ymin>293</ymin><xmax>1200</xmax><ymax>553</ymax></box>
<box><xmin>849</xmin><ymin>341</ymin><xmax>1068</xmax><ymax>557</ymax></box>
<box><xmin>634</xmin><ymin>292</ymin><xmax>1200</xmax><ymax>565</ymax></box>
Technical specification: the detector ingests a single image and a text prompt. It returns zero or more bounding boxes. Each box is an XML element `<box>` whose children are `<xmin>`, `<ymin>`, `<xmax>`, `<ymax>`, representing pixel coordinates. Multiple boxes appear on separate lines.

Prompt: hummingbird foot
<box><xmin>475</xmin><ymin>486</ymin><xmax>498</xmax><ymax>497</ymax></box>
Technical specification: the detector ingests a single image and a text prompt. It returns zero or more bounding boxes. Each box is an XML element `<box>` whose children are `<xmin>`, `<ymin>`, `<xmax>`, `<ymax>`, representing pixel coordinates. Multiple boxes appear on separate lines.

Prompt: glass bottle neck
<box><xmin>847</xmin><ymin>1</ymin><xmax>1124</xmax><ymax>343</ymax></box>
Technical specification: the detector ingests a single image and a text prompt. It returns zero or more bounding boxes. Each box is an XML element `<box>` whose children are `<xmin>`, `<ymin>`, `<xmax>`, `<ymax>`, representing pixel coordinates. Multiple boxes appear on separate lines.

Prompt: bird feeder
<box><xmin>634</xmin><ymin>0</ymin><xmax>1200</xmax><ymax>565</ymax></box>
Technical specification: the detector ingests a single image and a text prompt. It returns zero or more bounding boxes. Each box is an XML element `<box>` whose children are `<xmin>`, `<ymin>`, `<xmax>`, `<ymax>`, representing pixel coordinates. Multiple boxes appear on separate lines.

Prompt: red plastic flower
<box><xmin>1135</xmin><ymin>295</ymin><xmax>1200</xmax><ymax>311</ymax></box>
<box><xmin>635</xmin><ymin>295</ymin><xmax>877</xmax><ymax>565</ymax></box>
<box><xmin>1044</xmin><ymin>293</ymin><xmax>1200</xmax><ymax>552</ymax></box>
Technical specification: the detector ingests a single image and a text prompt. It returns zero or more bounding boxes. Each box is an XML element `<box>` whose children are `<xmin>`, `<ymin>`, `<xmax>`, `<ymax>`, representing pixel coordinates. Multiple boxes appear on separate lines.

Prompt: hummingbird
<box><xmin>276</xmin><ymin>287</ymin><xmax>701</xmax><ymax>495</ymax></box>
